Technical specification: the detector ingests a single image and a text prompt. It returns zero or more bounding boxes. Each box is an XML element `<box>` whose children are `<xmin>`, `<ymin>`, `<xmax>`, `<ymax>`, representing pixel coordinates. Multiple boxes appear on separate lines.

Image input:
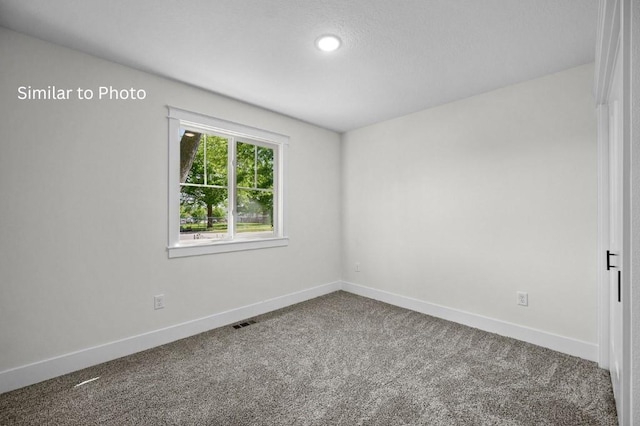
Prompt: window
<box><xmin>168</xmin><ymin>107</ymin><xmax>288</xmax><ymax>257</ymax></box>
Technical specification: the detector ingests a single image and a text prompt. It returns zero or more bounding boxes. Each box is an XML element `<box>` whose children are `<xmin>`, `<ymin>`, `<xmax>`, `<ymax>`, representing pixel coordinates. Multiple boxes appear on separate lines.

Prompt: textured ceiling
<box><xmin>0</xmin><ymin>0</ymin><xmax>598</xmax><ymax>132</ymax></box>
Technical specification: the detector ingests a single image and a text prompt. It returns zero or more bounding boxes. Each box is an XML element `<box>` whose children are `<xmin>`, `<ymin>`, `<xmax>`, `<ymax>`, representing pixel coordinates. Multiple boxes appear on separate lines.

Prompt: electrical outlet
<box><xmin>154</xmin><ymin>294</ymin><xmax>165</xmax><ymax>310</ymax></box>
<box><xmin>517</xmin><ymin>291</ymin><xmax>528</xmax><ymax>306</ymax></box>
<box><xmin>355</xmin><ymin>262</ymin><xmax>361</xmax><ymax>272</ymax></box>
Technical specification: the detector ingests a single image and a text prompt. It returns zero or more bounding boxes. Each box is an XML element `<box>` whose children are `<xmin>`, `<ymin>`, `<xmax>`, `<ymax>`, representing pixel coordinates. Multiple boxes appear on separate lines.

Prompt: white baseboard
<box><xmin>0</xmin><ymin>281</ymin><xmax>341</xmax><ymax>394</ymax></box>
<box><xmin>1</xmin><ymin>279</ymin><xmax>598</xmax><ymax>395</ymax></box>
<box><xmin>340</xmin><ymin>281</ymin><xmax>598</xmax><ymax>362</ymax></box>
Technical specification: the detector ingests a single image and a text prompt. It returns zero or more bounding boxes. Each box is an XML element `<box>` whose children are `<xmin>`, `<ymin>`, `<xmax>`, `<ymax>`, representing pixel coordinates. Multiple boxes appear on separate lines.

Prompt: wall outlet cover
<box><xmin>517</xmin><ymin>291</ymin><xmax>528</xmax><ymax>306</ymax></box>
<box><xmin>154</xmin><ymin>294</ymin><xmax>165</xmax><ymax>310</ymax></box>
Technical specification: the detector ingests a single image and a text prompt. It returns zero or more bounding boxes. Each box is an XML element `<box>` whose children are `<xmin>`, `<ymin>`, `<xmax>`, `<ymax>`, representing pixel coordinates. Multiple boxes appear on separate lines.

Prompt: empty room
<box><xmin>0</xmin><ymin>0</ymin><xmax>638</xmax><ymax>425</ymax></box>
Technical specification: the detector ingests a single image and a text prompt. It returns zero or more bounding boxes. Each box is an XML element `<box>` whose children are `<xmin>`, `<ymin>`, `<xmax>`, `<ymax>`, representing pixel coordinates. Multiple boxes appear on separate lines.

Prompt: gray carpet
<box><xmin>0</xmin><ymin>291</ymin><xmax>617</xmax><ymax>425</ymax></box>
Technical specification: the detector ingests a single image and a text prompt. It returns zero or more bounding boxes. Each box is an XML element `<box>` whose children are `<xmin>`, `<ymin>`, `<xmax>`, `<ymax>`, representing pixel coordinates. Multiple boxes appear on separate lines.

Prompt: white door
<box><xmin>607</xmin><ymin>47</ymin><xmax>624</xmax><ymax>423</ymax></box>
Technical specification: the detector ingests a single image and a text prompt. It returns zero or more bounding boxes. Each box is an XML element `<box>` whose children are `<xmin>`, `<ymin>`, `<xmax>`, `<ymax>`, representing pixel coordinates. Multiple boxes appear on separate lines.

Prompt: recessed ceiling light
<box><xmin>315</xmin><ymin>35</ymin><xmax>341</xmax><ymax>52</ymax></box>
<box><xmin>184</xmin><ymin>132</ymin><xmax>195</xmax><ymax>137</ymax></box>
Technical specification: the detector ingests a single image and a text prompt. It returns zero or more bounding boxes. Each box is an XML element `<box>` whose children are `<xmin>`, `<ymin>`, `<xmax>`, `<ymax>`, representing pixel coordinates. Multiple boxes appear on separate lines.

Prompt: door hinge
<box><xmin>607</xmin><ymin>250</ymin><xmax>618</xmax><ymax>270</ymax></box>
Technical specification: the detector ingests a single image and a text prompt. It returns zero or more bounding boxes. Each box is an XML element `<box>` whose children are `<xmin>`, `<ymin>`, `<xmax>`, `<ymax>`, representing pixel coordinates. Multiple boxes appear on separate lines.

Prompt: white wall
<box><xmin>341</xmin><ymin>64</ymin><xmax>597</xmax><ymax>344</ymax></box>
<box><xmin>0</xmin><ymin>28</ymin><xmax>342</xmax><ymax>373</ymax></box>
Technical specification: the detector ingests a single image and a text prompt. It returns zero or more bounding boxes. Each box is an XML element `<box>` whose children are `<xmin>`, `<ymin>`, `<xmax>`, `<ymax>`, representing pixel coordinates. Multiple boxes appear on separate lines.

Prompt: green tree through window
<box><xmin>179</xmin><ymin>130</ymin><xmax>275</xmax><ymax>241</ymax></box>
<box><xmin>236</xmin><ymin>142</ymin><xmax>274</xmax><ymax>230</ymax></box>
<box><xmin>180</xmin><ymin>133</ymin><xmax>228</xmax><ymax>230</ymax></box>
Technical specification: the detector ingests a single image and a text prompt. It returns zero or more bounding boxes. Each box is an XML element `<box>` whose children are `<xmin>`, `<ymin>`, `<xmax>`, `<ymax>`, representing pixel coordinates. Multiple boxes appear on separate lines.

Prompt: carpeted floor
<box><xmin>0</xmin><ymin>291</ymin><xmax>617</xmax><ymax>425</ymax></box>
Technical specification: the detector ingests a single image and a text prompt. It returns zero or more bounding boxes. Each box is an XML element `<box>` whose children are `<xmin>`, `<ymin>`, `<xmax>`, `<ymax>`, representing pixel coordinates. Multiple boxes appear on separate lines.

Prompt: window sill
<box><xmin>167</xmin><ymin>237</ymin><xmax>289</xmax><ymax>258</ymax></box>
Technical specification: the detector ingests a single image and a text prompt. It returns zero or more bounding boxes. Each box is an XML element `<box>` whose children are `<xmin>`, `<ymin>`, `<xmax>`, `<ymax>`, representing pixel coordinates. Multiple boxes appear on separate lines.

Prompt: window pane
<box><xmin>180</xmin><ymin>131</ymin><xmax>228</xmax><ymax>186</ymax></box>
<box><xmin>236</xmin><ymin>142</ymin><xmax>274</xmax><ymax>190</ymax></box>
<box><xmin>204</xmin><ymin>135</ymin><xmax>228</xmax><ymax>186</ymax></box>
<box><xmin>236</xmin><ymin>142</ymin><xmax>256</xmax><ymax>188</ymax></box>
<box><xmin>256</xmin><ymin>146</ymin><xmax>274</xmax><ymax>190</ymax></box>
<box><xmin>236</xmin><ymin>189</ymin><xmax>273</xmax><ymax>235</ymax></box>
<box><xmin>180</xmin><ymin>188</ymin><xmax>228</xmax><ymax>241</ymax></box>
<box><xmin>180</xmin><ymin>131</ymin><xmax>204</xmax><ymax>184</ymax></box>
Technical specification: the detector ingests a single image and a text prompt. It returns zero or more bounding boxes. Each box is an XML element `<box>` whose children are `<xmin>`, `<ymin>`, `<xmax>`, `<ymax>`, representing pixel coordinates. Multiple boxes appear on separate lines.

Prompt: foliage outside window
<box><xmin>168</xmin><ymin>107</ymin><xmax>288</xmax><ymax>257</ymax></box>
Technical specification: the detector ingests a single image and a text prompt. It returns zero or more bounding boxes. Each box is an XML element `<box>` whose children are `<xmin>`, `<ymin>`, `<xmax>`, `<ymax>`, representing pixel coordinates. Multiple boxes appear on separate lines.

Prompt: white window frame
<box><xmin>167</xmin><ymin>107</ymin><xmax>288</xmax><ymax>258</ymax></box>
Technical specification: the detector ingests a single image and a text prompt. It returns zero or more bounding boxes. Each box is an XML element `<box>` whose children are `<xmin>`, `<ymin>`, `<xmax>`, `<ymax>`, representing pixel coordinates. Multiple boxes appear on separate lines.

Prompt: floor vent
<box><xmin>232</xmin><ymin>320</ymin><xmax>257</xmax><ymax>329</ymax></box>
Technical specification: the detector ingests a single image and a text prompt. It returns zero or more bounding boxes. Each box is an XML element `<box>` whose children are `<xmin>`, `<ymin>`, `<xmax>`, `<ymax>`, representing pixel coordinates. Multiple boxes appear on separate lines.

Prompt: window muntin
<box><xmin>168</xmin><ymin>107</ymin><xmax>288</xmax><ymax>257</ymax></box>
